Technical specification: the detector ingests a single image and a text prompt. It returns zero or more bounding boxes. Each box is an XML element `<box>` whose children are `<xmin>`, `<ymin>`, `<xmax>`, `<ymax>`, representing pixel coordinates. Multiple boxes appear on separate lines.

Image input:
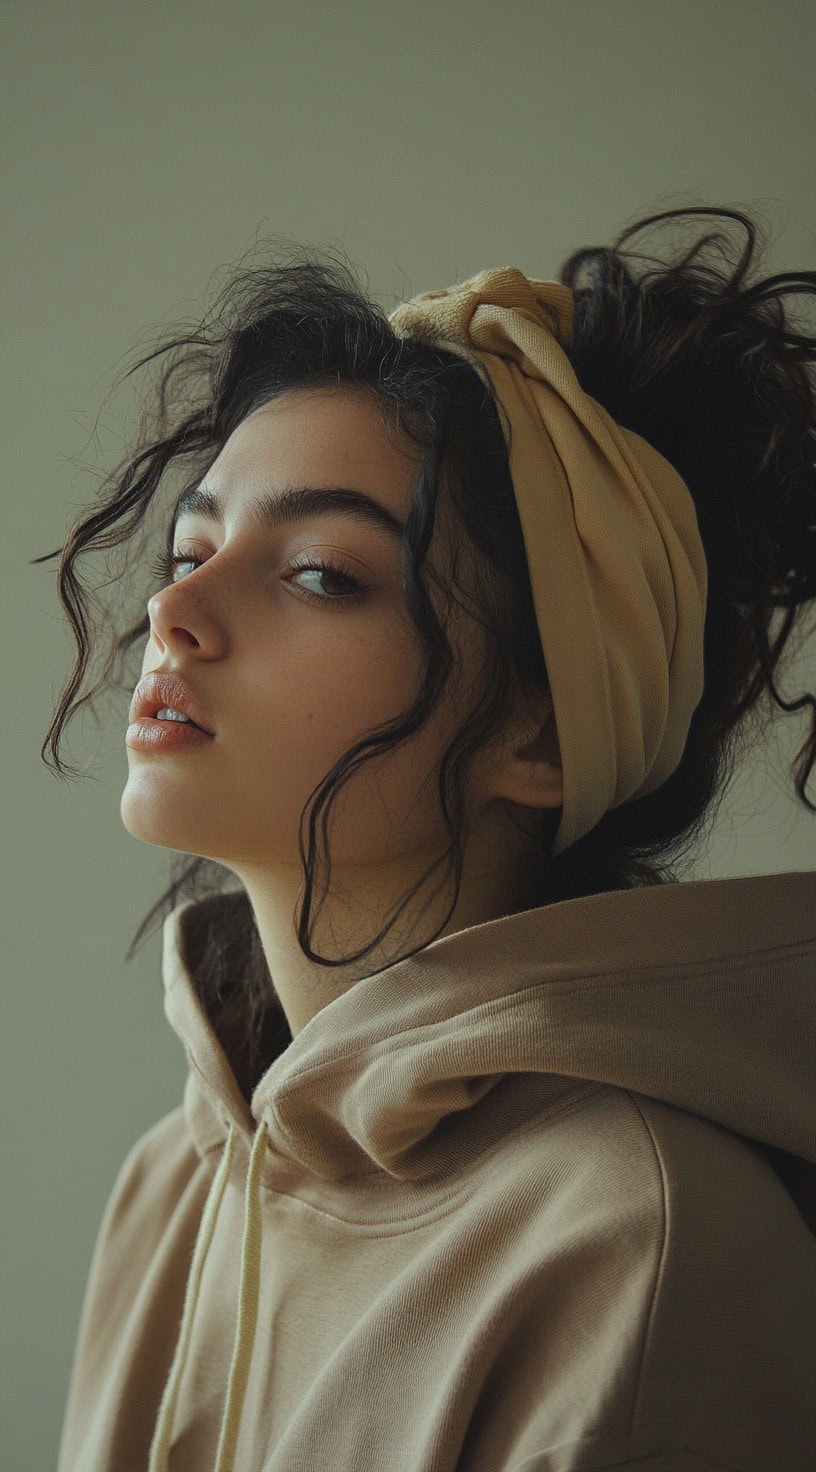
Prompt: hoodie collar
<box><xmin>161</xmin><ymin>870</ymin><xmax>816</xmax><ymax>1184</ymax></box>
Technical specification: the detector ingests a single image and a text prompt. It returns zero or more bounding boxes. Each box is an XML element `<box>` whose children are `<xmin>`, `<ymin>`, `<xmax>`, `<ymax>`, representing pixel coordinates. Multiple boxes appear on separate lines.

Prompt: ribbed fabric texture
<box><xmin>57</xmin><ymin>870</ymin><xmax>816</xmax><ymax>1471</ymax></box>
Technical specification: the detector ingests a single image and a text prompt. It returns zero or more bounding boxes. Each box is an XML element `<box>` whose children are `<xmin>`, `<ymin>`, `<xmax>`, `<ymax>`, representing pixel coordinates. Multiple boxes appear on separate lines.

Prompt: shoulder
<box><xmin>96</xmin><ymin>1103</ymin><xmax>203</xmax><ymax>1243</ymax></box>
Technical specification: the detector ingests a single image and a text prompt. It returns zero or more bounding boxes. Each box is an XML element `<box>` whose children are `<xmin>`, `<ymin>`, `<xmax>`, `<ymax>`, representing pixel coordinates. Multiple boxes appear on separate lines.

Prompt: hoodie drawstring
<box><xmin>148</xmin><ymin>1119</ymin><xmax>269</xmax><ymax>1472</ymax></box>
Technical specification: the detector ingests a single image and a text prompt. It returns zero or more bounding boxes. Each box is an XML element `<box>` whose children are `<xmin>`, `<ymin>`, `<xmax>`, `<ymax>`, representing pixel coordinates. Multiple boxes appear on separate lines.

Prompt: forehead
<box><xmin>215</xmin><ymin>386</ymin><xmax>420</xmax><ymax>488</ymax></box>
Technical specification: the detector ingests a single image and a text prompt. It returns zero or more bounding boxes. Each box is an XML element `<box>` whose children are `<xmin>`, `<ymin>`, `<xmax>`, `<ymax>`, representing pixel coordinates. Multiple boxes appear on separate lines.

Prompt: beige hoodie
<box><xmin>57</xmin><ymin>870</ymin><xmax>816</xmax><ymax>1472</ymax></box>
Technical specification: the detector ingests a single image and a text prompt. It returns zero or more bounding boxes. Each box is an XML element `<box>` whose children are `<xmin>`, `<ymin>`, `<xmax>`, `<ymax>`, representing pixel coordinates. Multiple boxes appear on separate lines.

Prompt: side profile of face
<box><xmin>121</xmin><ymin>385</ymin><xmax>562</xmax><ymax>1036</ymax></box>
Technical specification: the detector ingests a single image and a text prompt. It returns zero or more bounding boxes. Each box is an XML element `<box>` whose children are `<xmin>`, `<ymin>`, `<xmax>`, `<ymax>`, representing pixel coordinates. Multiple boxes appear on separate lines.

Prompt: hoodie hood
<box><xmin>162</xmin><ymin>869</ymin><xmax>816</xmax><ymax>1189</ymax></box>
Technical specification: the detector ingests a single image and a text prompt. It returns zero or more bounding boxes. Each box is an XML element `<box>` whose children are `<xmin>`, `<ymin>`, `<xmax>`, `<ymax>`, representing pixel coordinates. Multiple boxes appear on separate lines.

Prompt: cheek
<box><xmin>252</xmin><ymin>629</ymin><xmax>441</xmax><ymax>833</ymax></box>
<box><xmin>265</xmin><ymin>627</ymin><xmax>419</xmax><ymax>745</ymax></box>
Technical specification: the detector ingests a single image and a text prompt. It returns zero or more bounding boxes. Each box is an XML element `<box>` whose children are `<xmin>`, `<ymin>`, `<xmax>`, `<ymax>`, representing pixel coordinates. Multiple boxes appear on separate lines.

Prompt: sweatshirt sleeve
<box><xmin>56</xmin><ymin>1104</ymin><xmax>205</xmax><ymax>1472</ymax></box>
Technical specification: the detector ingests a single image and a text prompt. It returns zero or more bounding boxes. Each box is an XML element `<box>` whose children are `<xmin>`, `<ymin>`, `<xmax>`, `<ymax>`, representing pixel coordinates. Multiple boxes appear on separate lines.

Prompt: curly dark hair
<box><xmin>30</xmin><ymin>205</ymin><xmax>816</xmax><ymax>1100</ymax></box>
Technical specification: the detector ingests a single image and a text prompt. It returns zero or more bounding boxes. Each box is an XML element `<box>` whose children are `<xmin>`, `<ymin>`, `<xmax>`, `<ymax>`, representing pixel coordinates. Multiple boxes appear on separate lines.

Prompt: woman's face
<box><xmin>121</xmin><ymin>385</ymin><xmax>497</xmax><ymax>892</ymax></box>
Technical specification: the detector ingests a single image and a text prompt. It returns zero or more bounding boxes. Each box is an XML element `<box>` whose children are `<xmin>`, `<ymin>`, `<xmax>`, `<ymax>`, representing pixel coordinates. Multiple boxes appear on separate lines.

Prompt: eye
<box><xmin>148</xmin><ymin>548</ymin><xmax>369</xmax><ymax>605</ymax></box>
<box><xmin>286</xmin><ymin>553</ymin><xmax>369</xmax><ymax>604</ymax></box>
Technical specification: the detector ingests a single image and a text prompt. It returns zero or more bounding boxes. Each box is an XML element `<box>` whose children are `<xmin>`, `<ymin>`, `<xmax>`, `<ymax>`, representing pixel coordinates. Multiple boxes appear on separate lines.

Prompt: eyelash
<box><xmin>148</xmin><ymin>548</ymin><xmax>369</xmax><ymax>606</ymax></box>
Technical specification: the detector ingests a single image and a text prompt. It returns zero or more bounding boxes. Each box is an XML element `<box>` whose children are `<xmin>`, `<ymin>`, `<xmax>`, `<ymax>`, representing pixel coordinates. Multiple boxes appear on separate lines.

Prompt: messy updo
<box><xmin>31</xmin><ymin>206</ymin><xmax>816</xmax><ymax>1093</ymax></box>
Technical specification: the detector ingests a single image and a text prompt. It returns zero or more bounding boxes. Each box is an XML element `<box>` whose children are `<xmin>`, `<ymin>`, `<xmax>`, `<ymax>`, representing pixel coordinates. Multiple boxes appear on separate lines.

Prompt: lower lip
<box><xmin>126</xmin><ymin>717</ymin><xmax>214</xmax><ymax>751</ymax></box>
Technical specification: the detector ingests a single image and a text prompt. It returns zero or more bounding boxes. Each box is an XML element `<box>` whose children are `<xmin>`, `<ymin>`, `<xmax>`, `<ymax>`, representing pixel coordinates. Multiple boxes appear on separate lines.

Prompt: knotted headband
<box><xmin>388</xmin><ymin>267</ymin><xmax>708</xmax><ymax>858</ymax></box>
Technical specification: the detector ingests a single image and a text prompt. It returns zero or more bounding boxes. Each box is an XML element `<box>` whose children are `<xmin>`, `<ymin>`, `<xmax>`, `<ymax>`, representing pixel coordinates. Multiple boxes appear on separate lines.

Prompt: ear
<box><xmin>485</xmin><ymin>687</ymin><xmax>563</xmax><ymax>812</ymax></box>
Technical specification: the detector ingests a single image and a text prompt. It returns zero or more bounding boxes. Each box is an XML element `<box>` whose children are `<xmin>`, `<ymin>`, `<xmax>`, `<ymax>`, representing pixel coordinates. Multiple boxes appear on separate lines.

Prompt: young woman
<box><xmin>42</xmin><ymin>207</ymin><xmax>816</xmax><ymax>1471</ymax></box>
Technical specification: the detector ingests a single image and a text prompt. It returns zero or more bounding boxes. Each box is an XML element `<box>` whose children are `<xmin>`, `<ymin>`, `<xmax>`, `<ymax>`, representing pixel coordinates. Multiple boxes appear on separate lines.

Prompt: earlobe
<box><xmin>512</xmin><ymin>744</ymin><xmax>564</xmax><ymax>810</ymax></box>
<box><xmin>519</xmin><ymin>688</ymin><xmax>562</xmax><ymax>770</ymax></box>
<box><xmin>491</xmin><ymin>691</ymin><xmax>564</xmax><ymax>811</ymax></box>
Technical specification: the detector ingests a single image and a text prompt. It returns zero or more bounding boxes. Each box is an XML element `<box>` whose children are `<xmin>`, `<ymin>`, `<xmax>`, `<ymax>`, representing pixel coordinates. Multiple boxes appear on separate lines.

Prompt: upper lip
<box><xmin>130</xmin><ymin>671</ymin><xmax>215</xmax><ymax>735</ymax></box>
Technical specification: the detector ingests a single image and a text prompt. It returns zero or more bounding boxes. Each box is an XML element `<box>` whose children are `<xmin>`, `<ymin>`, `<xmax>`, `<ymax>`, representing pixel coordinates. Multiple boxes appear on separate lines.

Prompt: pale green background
<box><xmin>3</xmin><ymin>1</ymin><xmax>815</xmax><ymax>1466</ymax></box>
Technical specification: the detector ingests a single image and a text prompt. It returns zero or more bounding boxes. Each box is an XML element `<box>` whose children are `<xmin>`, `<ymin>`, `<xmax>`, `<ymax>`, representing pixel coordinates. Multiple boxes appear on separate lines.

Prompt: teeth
<box><xmin>155</xmin><ymin>706</ymin><xmax>192</xmax><ymax>723</ymax></box>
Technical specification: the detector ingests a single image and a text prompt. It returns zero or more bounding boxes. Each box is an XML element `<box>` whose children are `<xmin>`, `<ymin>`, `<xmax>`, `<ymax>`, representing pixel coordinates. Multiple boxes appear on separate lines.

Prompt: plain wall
<box><xmin>3</xmin><ymin>2</ymin><xmax>814</xmax><ymax>1466</ymax></box>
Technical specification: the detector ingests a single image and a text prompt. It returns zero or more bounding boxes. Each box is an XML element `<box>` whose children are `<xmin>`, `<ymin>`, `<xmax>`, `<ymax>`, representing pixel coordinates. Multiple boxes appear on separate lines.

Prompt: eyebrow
<box><xmin>169</xmin><ymin>483</ymin><xmax>407</xmax><ymax>544</ymax></box>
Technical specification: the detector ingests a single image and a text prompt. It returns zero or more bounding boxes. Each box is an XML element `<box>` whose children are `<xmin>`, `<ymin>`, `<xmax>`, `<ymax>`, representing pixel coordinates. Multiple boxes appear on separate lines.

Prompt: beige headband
<box><xmin>388</xmin><ymin>266</ymin><xmax>708</xmax><ymax>858</ymax></box>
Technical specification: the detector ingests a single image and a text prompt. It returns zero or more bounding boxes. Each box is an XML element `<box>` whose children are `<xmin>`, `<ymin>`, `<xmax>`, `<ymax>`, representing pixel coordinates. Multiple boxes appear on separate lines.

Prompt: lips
<box><xmin>130</xmin><ymin>670</ymin><xmax>215</xmax><ymax>735</ymax></box>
